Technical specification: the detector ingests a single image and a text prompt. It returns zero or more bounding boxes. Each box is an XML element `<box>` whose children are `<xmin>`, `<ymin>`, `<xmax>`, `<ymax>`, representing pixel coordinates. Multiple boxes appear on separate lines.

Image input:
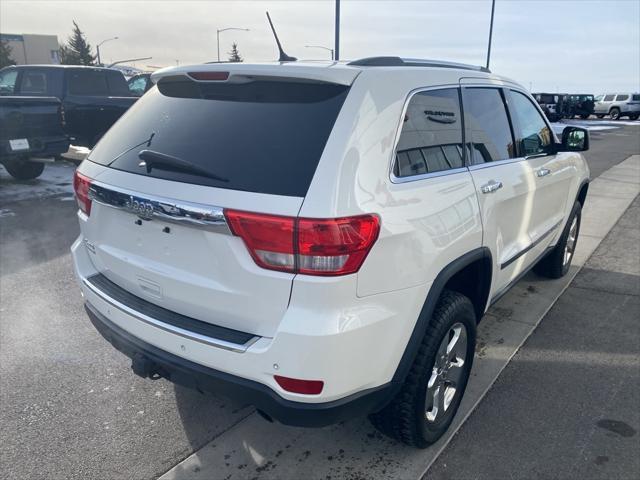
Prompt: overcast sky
<box><xmin>2</xmin><ymin>0</ymin><xmax>639</xmax><ymax>92</ymax></box>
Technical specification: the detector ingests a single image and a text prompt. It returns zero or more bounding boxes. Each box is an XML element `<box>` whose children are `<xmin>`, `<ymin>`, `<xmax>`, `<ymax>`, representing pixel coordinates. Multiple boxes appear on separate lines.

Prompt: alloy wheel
<box><xmin>563</xmin><ymin>216</ymin><xmax>578</xmax><ymax>266</ymax></box>
<box><xmin>425</xmin><ymin>322</ymin><xmax>468</xmax><ymax>422</ymax></box>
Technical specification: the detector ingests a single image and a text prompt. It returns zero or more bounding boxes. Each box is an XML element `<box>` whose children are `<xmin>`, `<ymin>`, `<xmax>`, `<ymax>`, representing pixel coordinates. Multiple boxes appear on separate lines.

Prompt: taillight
<box><xmin>73</xmin><ymin>170</ymin><xmax>92</xmax><ymax>215</ymax></box>
<box><xmin>225</xmin><ymin>210</ymin><xmax>380</xmax><ymax>276</ymax></box>
<box><xmin>274</xmin><ymin>375</ymin><xmax>324</xmax><ymax>395</ymax></box>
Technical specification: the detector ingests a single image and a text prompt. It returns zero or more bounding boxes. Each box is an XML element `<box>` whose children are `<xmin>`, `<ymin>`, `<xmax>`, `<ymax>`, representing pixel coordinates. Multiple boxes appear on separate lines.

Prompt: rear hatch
<box><xmin>78</xmin><ymin>66</ymin><xmax>355</xmax><ymax>338</ymax></box>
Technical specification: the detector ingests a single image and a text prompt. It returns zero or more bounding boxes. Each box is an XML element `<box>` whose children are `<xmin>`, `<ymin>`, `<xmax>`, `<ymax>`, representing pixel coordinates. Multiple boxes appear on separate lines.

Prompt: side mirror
<box><xmin>559</xmin><ymin>126</ymin><xmax>589</xmax><ymax>152</ymax></box>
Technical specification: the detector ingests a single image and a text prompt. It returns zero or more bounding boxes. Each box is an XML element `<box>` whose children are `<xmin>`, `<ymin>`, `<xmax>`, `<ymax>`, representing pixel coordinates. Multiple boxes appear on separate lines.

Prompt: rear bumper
<box><xmin>1</xmin><ymin>136</ymin><xmax>69</xmax><ymax>159</ymax></box>
<box><xmin>85</xmin><ymin>301</ymin><xmax>394</xmax><ymax>427</ymax></box>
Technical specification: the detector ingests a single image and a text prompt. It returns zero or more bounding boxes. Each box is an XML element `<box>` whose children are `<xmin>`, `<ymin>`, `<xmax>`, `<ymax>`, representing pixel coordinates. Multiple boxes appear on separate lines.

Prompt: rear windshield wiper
<box><xmin>138</xmin><ymin>149</ymin><xmax>229</xmax><ymax>183</ymax></box>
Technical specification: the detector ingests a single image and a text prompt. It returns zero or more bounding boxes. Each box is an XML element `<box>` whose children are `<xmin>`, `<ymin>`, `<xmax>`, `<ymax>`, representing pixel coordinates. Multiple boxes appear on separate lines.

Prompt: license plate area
<box><xmin>9</xmin><ymin>138</ymin><xmax>30</xmax><ymax>151</ymax></box>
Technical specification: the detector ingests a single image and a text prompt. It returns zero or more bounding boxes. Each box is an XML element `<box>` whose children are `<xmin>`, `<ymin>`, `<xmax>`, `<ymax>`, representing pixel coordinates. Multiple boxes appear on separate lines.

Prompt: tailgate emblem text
<box><xmin>126</xmin><ymin>196</ymin><xmax>155</xmax><ymax>221</ymax></box>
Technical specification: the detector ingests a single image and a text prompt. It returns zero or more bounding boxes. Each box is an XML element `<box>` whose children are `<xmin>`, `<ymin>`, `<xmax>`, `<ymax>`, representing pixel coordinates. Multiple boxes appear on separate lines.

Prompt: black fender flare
<box><xmin>389</xmin><ymin>247</ymin><xmax>492</xmax><ymax>389</ymax></box>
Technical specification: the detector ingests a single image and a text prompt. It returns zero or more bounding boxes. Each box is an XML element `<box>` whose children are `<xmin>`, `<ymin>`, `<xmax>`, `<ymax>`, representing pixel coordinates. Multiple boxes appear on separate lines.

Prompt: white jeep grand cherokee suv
<box><xmin>72</xmin><ymin>57</ymin><xmax>590</xmax><ymax>447</ymax></box>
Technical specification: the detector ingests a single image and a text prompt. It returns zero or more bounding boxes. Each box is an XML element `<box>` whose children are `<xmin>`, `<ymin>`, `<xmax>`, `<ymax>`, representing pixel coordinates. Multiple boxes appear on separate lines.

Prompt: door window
<box><xmin>0</xmin><ymin>69</ymin><xmax>17</xmax><ymax>95</ymax></box>
<box><xmin>394</xmin><ymin>88</ymin><xmax>464</xmax><ymax>177</ymax></box>
<box><xmin>128</xmin><ymin>76</ymin><xmax>148</xmax><ymax>96</ymax></box>
<box><xmin>615</xmin><ymin>94</ymin><xmax>629</xmax><ymax>101</ymax></box>
<box><xmin>603</xmin><ymin>94</ymin><xmax>615</xmax><ymax>101</ymax></box>
<box><xmin>67</xmin><ymin>70</ymin><xmax>109</xmax><ymax>96</ymax></box>
<box><xmin>464</xmin><ymin>88</ymin><xmax>515</xmax><ymax>164</ymax></box>
<box><xmin>19</xmin><ymin>71</ymin><xmax>48</xmax><ymax>94</ymax></box>
<box><xmin>509</xmin><ymin>90</ymin><xmax>553</xmax><ymax>157</ymax></box>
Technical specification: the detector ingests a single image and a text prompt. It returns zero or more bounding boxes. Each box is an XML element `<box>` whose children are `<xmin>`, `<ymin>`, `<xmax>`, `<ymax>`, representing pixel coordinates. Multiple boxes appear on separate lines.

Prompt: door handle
<box><xmin>481</xmin><ymin>180</ymin><xmax>503</xmax><ymax>194</ymax></box>
<box><xmin>536</xmin><ymin>168</ymin><xmax>551</xmax><ymax>178</ymax></box>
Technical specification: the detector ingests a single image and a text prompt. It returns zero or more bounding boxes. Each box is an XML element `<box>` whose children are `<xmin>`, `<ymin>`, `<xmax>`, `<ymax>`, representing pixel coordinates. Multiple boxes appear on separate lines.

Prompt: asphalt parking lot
<box><xmin>1</xmin><ymin>120</ymin><xmax>639</xmax><ymax>479</ymax></box>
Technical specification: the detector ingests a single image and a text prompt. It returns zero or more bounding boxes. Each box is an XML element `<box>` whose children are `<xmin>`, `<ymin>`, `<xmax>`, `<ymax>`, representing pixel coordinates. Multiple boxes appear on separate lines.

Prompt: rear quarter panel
<box><xmin>300</xmin><ymin>69</ymin><xmax>483</xmax><ymax>297</ymax></box>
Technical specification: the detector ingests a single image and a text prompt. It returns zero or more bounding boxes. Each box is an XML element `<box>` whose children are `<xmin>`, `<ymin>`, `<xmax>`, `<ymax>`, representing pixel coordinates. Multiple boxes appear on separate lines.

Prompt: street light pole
<box><xmin>96</xmin><ymin>36</ymin><xmax>119</xmax><ymax>67</ymax></box>
<box><xmin>304</xmin><ymin>45</ymin><xmax>334</xmax><ymax>60</ymax></box>
<box><xmin>216</xmin><ymin>27</ymin><xmax>250</xmax><ymax>62</ymax></box>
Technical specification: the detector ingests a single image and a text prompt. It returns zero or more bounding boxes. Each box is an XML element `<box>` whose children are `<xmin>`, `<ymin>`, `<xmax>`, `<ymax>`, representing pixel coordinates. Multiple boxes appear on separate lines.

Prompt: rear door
<box><xmin>463</xmin><ymin>86</ymin><xmax>539</xmax><ymax>295</ymax></box>
<box><xmin>80</xmin><ymin>75</ymin><xmax>350</xmax><ymax>337</ymax></box>
<box><xmin>506</xmin><ymin>89</ymin><xmax>572</xmax><ymax>255</ymax></box>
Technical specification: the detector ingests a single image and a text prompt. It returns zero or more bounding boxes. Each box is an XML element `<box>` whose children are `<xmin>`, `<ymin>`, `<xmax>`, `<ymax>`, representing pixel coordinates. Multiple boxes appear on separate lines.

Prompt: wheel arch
<box><xmin>389</xmin><ymin>247</ymin><xmax>492</xmax><ymax>388</ymax></box>
<box><xmin>576</xmin><ymin>180</ymin><xmax>589</xmax><ymax>207</ymax></box>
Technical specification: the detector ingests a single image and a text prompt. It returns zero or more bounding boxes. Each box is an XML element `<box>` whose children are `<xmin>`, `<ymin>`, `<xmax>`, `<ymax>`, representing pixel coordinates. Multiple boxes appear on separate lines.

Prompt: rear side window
<box><xmin>394</xmin><ymin>88</ymin><xmax>464</xmax><ymax>178</ymax></box>
<box><xmin>67</xmin><ymin>70</ymin><xmax>108</xmax><ymax>96</ymax></box>
<box><xmin>106</xmin><ymin>71</ymin><xmax>131</xmax><ymax>96</ymax></box>
<box><xmin>615</xmin><ymin>94</ymin><xmax>629</xmax><ymax>101</ymax></box>
<box><xmin>464</xmin><ymin>88</ymin><xmax>515</xmax><ymax>164</ymax></box>
<box><xmin>88</xmin><ymin>79</ymin><xmax>350</xmax><ymax>197</ymax></box>
<box><xmin>509</xmin><ymin>91</ymin><xmax>552</xmax><ymax>157</ymax></box>
<box><xmin>603</xmin><ymin>94</ymin><xmax>615</xmax><ymax>101</ymax></box>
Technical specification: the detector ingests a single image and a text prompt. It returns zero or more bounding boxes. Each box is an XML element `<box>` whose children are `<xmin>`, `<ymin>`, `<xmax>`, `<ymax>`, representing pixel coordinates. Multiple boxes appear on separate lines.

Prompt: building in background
<box><xmin>0</xmin><ymin>33</ymin><xmax>60</xmax><ymax>65</ymax></box>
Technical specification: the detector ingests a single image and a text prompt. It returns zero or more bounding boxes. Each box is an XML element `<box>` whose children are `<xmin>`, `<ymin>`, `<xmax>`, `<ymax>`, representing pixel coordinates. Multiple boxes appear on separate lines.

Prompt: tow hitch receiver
<box><xmin>131</xmin><ymin>353</ymin><xmax>163</xmax><ymax>380</ymax></box>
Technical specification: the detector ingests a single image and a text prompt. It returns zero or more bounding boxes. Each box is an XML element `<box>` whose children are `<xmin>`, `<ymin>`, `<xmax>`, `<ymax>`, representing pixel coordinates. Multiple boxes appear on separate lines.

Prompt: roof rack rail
<box><xmin>347</xmin><ymin>56</ymin><xmax>491</xmax><ymax>73</ymax></box>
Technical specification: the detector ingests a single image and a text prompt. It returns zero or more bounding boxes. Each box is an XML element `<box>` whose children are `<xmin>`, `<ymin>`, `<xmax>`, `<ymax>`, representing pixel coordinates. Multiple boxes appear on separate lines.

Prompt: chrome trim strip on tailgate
<box><xmin>83</xmin><ymin>276</ymin><xmax>260</xmax><ymax>353</ymax></box>
<box><xmin>88</xmin><ymin>180</ymin><xmax>231</xmax><ymax>234</ymax></box>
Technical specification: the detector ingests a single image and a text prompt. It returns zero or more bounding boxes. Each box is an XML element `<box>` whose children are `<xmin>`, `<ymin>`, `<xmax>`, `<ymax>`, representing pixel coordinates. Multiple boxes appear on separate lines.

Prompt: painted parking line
<box><xmin>157</xmin><ymin>156</ymin><xmax>640</xmax><ymax>480</ymax></box>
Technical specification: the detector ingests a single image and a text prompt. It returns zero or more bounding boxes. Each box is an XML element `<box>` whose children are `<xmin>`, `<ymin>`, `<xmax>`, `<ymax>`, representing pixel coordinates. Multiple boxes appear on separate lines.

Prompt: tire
<box><xmin>3</xmin><ymin>158</ymin><xmax>45</xmax><ymax>180</ymax></box>
<box><xmin>630</xmin><ymin>114</ymin><xmax>639</xmax><ymax>121</ymax></box>
<box><xmin>369</xmin><ymin>290</ymin><xmax>476</xmax><ymax>448</ymax></box>
<box><xmin>610</xmin><ymin>108</ymin><xmax>621</xmax><ymax>120</ymax></box>
<box><xmin>596</xmin><ymin>114</ymin><xmax>605</xmax><ymax>119</ymax></box>
<box><xmin>580</xmin><ymin>114</ymin><xmax>590</xmax><ymax>120</ymax></box>
<box><xmin>534</xmin><ymin>201</ymin><xmax>582</xmax><ymax>279</ymax></box>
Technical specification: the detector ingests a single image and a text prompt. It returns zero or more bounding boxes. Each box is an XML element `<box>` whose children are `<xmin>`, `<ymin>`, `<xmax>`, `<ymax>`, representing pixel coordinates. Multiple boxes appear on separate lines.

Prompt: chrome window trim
<box><xmin>389</xmin><ymin>83</ymin><xmax>466</xmax><ymax>185</ymax></box>
<box><xmin>88</xmin><ymin>180</ymin><xmax>231</xmax><ymax>235</ymax></box>
<box><xmin>83</xmin><ymin>278</ymin><xmax>260</xmax><ymax>353</ymax></box>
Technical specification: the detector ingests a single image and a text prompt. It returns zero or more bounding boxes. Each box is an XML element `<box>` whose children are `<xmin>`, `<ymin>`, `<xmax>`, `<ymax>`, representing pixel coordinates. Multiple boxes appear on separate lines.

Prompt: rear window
<box><xmin>88</xmin><ymin>78</ymin><xmax>349</xmax><ymax>197</ymax></box>
<box><xmin>67</xmin><ymin>70</ymin><xmax>108</xmax><ymax>96</ymax></box>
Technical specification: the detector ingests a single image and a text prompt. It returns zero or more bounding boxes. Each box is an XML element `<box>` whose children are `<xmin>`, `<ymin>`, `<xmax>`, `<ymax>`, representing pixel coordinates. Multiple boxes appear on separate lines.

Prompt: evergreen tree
<box><xmin>228</xmin><ymin>43</ymin><xmax>243</xmax><ymax>63</ymax></box>
<box><xmin>0</xmin><ymin>39</ymin><xmax>15</xmax><ymax>68</ymax></box>
<box><xmin>60</xmin><ymin>21</ymin><xmax>95</xmax><ymax>65</ymax></box>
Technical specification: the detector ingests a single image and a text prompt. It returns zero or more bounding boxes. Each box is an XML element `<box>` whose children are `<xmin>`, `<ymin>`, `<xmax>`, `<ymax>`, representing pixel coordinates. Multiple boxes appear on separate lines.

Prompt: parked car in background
<box><xmin>564</xmin><ymin>94</ymin><xmax>595</xmax><ymax>119</ymax></box>
<box><xmin>0</xmin><ymin>65</ymin><xmax>138</xmax><ymax>148</ymax></box>
<box><xmin>0</xmin><ymin>94</ymin><xmax>70</xmax><ymax>180</ymax></box>
<box><xmin>594</xmin><ymin>93</ymin><xmax>640</xmax><ymax>120</ymax></box>
<box><xmin>127</xmin><ymin>73</ymin><xmax>153</xmax><ymax>96</ymax></box>
<box><xmin>533</xmin><ymin>92</ymin><xmax>567</xmax><ymax>122</ymax></box>
<box><xmin>72</xmin><ymin>58</ymin><xmax>590</xmax><ymax>448</ymax></box>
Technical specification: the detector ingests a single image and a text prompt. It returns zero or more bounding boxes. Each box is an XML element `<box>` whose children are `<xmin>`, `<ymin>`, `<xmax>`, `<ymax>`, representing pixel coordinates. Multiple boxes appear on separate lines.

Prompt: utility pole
<box><xmin>334</xmin><ymin>0</ymin><xmax>340</xmax><ymax>61</ymax></box>
<box><xmin>486</xmin><ymin>0</ymin><xmax>496</xmax><ymax>70</ymax></box>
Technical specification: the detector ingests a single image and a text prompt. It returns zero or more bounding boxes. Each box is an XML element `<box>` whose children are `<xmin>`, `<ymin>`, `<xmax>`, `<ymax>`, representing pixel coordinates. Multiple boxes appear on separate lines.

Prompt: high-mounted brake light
<box><xmin>187</xmin><ymin>71</ymin><xmax>230</xmax><ymax>81</ymax></box>
<box><xmin>225</xmin><ymin>210</ymin><xmax>380</xmax><ymax>276</ymax></box>
<box><xmin>73</xmin><ymin>171</ymin><xmax>92</xmax><ymax>216</ymax></box>
<box><xmin>274</xmin><ymin>375</ymin><xmax>324</xmax><ymax>395</ymax></box>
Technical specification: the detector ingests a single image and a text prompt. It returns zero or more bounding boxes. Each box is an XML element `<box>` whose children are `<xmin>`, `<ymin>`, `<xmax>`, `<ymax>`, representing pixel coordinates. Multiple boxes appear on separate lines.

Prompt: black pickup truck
<box><xmin>0</xmin><ymin>65</ymin><xmax>137</xmax><ymax>148</ymax></box>
<box><xmin>0</xmin><ymin>95</ymin><xmax>70</xmax><ymax>180</ymax></box>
